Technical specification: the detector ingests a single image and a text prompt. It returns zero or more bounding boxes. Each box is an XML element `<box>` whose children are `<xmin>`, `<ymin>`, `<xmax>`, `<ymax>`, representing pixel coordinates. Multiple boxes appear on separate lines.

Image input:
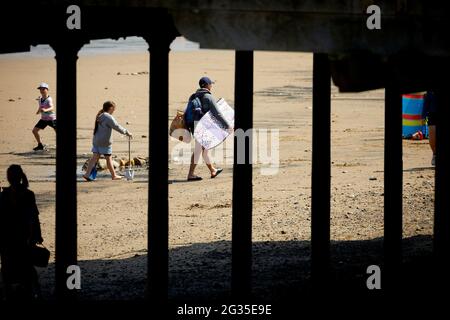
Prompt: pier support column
<box><xmin>232</xmin><ymin>50</ymin><xmax>254</xmax><ymax>299</ymax></box>
<box><xmin>144</xmin><ymin>32</ymin><xmax>175</xmax><ymax>302</ymax></box>
<box><xmin>311</xmin><ymin>53</ymin><xmax>331</xmax><ymax>289</ymax></box>
<box><xmin>384</xmin><ymin>85</ymin><xmax>403</xmax><ymax>290</ymax></box>
<box><xmin>434</xmin><ymin>85</ymin><xmax>450</xmax><ymax>287</ymax></box>
<box><xmin>51</xmin><ymin>40</ymin><xmax>84</xmax><ymax>300</ymax></box>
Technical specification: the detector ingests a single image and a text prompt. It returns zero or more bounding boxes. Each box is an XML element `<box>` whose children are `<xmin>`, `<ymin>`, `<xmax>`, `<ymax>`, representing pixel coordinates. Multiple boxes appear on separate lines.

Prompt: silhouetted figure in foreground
<box><xmin>0</xmin><ymin>165</ymin><xmax>44</xmax><ymax>300</ymax></box>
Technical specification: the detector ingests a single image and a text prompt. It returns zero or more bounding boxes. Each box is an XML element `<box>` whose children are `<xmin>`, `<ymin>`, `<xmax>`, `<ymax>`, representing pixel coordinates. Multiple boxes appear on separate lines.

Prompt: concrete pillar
<box><xmin>232</xmin><ymin>50</ymin><xmax>254</xmax><ymax>299</ymax></box>
<box><xmin>384</xmin><ymin>85</ymin><xmax>403</xmax><ymax>289</ymax></box>
<box><xmin>434</xmin><ymin>86</ymin><xmax>450</xmax><ymax>287</ymax></box>
<box><xmin>51</xmin><ymin>40</ymin><xmax>84</xmax><ymax>300</ymax></box>
<box><xmin>144</xmin><ymin>33</ymin><xmax>175</xmax><ymax>302</ymax></box>
<box><xmin>311</xmin><ymin>53</ymin><xmax>331</xmax><ymax>288</ymax></box>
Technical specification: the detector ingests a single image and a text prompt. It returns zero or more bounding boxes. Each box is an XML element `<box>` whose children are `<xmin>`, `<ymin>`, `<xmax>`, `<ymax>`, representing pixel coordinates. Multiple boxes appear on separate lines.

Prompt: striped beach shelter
<box><xmin>402</xmin><ymin>93</ymin><xmax>428</xmax><ymax>138</ymax></box>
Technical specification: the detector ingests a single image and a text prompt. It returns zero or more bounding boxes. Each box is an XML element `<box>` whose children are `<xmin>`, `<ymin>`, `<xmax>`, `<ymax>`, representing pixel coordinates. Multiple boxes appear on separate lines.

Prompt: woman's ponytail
<box><xmin>21</xmin><ymin>171</ymin><xmax>29</xmax><ymax>189</ymax></box>
<box><xmin>93</xmin><ymin>109</ymin><xmax>104</xmax><ymax>135</ymax></box>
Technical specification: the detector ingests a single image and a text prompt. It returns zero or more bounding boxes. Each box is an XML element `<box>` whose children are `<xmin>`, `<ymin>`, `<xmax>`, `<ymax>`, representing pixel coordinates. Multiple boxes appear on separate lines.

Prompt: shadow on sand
<box><xmin>30</xmin><ymin>235</ymin><xmax>435</xmax><ymax>302</ymax></box>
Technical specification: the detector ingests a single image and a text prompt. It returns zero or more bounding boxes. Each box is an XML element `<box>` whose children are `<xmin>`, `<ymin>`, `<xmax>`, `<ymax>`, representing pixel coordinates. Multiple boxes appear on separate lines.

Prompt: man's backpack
<box><xmin>184</xmin><ymin>96</ymin><xmax>204</xmax><ymax>125</ymax></box>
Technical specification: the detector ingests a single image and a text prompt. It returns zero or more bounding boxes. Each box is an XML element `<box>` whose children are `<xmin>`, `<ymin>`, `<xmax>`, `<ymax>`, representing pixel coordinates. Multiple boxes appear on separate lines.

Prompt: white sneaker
<box><xmin>432</xmin><ymin>154</ymin><xmax>436</xmax><ymax>166</ymax></box>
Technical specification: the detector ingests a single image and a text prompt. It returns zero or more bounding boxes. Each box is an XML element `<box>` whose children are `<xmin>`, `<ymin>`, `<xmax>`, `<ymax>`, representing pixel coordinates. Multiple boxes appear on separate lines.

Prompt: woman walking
<box><xmin>83</xmin><ymin>101</ymin><xmax>132</xmax><ymax>181</ymax></box>
<box><xmin>0</xmin><ymin>165</ymin><xmax>44</xmax><ymax>300</ymax></box>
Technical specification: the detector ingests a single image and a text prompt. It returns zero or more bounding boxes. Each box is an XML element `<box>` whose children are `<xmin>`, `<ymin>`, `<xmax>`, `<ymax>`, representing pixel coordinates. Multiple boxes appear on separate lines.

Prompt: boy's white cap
<box><xmin>37</xmin><ymin>82</ymin><xmax>49</xmax><ymax>89</ymax></box>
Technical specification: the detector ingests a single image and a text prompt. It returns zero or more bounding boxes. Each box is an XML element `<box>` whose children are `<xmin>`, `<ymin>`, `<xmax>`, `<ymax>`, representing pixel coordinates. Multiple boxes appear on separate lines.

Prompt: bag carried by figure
<box><xmin>169</xmin><ymin>110</ymin><xmax>192</xmax><ymax>143</ymax></box>
<box><xmin>30</xmin><ymin>243</ymin><xmax>50</xmax><ymax>267</ymax></box>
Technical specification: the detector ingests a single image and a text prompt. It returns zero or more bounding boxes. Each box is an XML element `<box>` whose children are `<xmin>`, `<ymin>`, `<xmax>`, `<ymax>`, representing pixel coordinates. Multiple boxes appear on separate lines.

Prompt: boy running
<box><xmin>33</xmin><ymin>82</ymin><xmax>56</xmax><ymax>151</ymax></box>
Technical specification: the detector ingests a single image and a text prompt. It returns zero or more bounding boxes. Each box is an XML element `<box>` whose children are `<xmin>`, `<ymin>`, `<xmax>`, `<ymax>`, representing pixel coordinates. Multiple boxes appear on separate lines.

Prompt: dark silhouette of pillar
<box><xmin>51</xmin><ymin>40</ymin><xmax>84</xmax><ymax>299</ymax></box>
<box><xmin>384</xmin><ymin>85</ymin><xmax>403</xmax><ymax>289</ymax></box>
<box><xmin>311</xmin><ymin>53</ymin><xmax>331</xmax><ymax>288</ymax></box>
<box><xmin>144</xmin><ymin>33</ymin><xmax>175</xmax><ymax>301</ymax></box>
<box><xmin>232</xmin><ymin>50</ymin><xmax>254</xmax><ymax>299</ymax></box>
<box><xmin>434</xmin><ymin>86</ymin><xmax>450</xmax><ymax>287</ymax></box>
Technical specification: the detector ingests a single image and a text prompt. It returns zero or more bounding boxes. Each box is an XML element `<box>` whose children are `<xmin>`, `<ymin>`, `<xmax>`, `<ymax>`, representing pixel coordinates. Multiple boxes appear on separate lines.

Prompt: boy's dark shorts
<box><xmin>35</xmin><ymin>119</ymin><xmax>57</xmax><ymax>130</ymax></box>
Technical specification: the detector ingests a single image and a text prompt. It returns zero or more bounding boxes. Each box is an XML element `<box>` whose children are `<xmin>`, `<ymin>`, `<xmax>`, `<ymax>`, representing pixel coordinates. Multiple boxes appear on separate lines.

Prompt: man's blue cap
<box><xmin>199</xmin><ymin>76</ymin><xmax>214</xmax><ymax>87</ymax></box>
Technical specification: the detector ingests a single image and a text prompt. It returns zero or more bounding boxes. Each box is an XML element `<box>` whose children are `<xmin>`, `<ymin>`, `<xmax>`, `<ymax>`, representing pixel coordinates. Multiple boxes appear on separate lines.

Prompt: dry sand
<box><xmin>0</xmin><ymin>50</ymin><xmax>435</xmax><ymax>300</ymax></box>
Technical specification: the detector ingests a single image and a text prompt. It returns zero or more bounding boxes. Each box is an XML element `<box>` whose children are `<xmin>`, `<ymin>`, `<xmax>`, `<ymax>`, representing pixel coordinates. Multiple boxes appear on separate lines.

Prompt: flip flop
<box><xmin>211</xmin><ymin>168</ymin><xmax>223</xmax><ymax>179</ymax></box>
<box><xmin>82</xmin><ymin>175</ymin><xmax>93</xmax><ymax>182</ymax></box>
<box><xmin>187</xmin><ymin>176</ymin><xmax>203</xmax><ymax>181</ymax></box>
<box><xmin>112</xmin><ymin>175</ymin><xmax>124</xmax><ymax>180</ymax></box>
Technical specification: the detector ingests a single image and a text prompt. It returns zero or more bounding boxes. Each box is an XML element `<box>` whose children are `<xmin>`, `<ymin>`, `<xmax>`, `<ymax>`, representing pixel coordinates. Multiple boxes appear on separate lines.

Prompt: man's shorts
<box><xmin>35</xmin><ymin>119</ymin><xmax>57</xmax><ymax>130</ymax></box>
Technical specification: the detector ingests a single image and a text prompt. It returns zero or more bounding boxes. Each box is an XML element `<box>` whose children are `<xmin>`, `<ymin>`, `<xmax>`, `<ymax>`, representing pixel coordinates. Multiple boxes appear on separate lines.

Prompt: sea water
<box><xmin>0</xmin><ymin>36</ymin><xmax>199</xmax><ymax>58</ymax></box>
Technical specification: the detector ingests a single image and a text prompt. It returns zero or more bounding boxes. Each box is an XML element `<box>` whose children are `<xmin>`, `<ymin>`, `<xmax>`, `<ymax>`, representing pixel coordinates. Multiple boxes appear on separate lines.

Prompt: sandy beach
<box><xmin>0</xmin><ymin>49</ymin><xmax>435</xmax><ymax>300</ymax></box>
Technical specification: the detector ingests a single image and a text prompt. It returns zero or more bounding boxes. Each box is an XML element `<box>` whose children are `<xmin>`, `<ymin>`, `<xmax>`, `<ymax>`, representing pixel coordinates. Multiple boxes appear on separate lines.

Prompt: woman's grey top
<box><xmin>93</xmin><ymin>112</ymin><xmax>128</xmax><ymax>147</ymax></box>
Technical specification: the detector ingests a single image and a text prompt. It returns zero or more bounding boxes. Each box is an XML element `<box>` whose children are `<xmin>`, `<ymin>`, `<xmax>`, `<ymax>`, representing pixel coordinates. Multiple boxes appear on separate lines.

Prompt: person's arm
<box><xmin>36</xmin><ymin>97</ymin><xmax>41</xmax><ymax>114</ymax></box>
<box><xmin>108</xmin><ymin>115</ymin><xmax>132</xmax><ymax>137</ymax></box>
<box><xmin>41</xmin><ymin>106</ymin><xmax>54</xmax><ymax>113</ymax></box>
<box><xmin>204</xmin><ymin>94</ymin><xmax>231</xmax><ymax>129</ymax></box>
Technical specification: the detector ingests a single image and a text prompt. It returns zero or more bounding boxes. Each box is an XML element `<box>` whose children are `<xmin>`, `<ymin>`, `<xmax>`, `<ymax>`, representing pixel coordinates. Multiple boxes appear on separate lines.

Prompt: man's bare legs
<box><xmin>429</xmin><ymin>125</ymin><xmax>436</xmax><ymax>154</ymax></box>
<box><xmin>188</xmin><ymin>140</ymin><xmax>220</xmax><ymax>179</ymax></box>
<box><xmin>202</xmin><ymin>148</ymin><xmax>221</xmax><ymax>177</ymax></box>
<box><xmin>188</xmin><ymin>140</ymin><xmax>203</xmax><ymax>179</ymax></box>
<box><xmin>429</xmin><ymin>125</ymin><xmax>436</xmax><ymax>165</ymax></box>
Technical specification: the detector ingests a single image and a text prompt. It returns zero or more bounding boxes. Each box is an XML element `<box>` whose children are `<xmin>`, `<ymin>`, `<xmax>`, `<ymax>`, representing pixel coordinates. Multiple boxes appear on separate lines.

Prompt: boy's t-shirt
<box><xmin>39</xmin><ymin>96</ymin><xmax>56</xmax><ymax>121</ymax></box>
